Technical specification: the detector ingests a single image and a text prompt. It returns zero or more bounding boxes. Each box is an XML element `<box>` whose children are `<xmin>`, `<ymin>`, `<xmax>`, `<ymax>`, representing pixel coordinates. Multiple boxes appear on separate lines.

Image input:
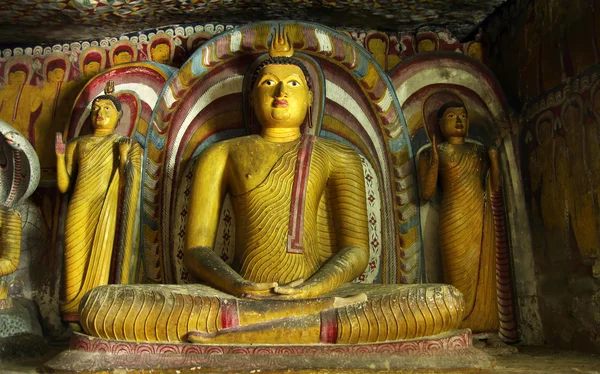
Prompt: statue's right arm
<box><xmin>184</xmin><ymin>144</ymin><xmax>276</xmax><ymax>297</ymax></box>
<box><xmin>56</xmin><ymin>133</ymin><xmax>76</xmax><ymax>194</ymax></box>
<box><xmin>418</xmin><ymin>139</ymin><xmax>439</xmax><ymax>201</ymax></box>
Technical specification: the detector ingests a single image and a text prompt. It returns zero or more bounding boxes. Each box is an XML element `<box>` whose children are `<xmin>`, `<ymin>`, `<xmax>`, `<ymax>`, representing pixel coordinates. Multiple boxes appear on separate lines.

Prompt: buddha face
<box><xmin>91</xmin><ymin>98</ymin><xmax>119</xmax><ymax>131</ymax></box>
<box><xmin>48</xmin><ymin>67</ymin><xmax>65</xmax><ymax>83</ymax></box>
<box><xmin>439</xmin><ymin>106</ymin><xmax>468</xmax><ymax>138</ymax></box>
<box><xmin>114</xmin><ymin>51</ymin><xmax>132</xmax><ymax>65</ymax></box>
<box><xmin>252</xmin><ymin>64</ymin><xmax>312</xmax><ymax>129</ymax></box>
<box><xmin>151</xmin><ymin>43</ymin><xmax>170</xmax><ymax>64</ymax></box>
<box><xmin>84</xmin><ymin>61</ymin><xmax>100</xmax><ymax>78</ymax></box>
<box><xmin>8</xmin><ymin>70</ymin><xmax>26</xmax><ymax>85</ymax></box>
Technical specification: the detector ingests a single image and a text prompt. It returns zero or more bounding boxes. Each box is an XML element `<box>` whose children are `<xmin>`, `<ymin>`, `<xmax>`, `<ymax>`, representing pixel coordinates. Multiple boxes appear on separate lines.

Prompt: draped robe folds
<box><xmin>436</xmin><ymin>142</ymin><xmax>498</xmax><ymax>332</ymax></box>
<box><xmin>61</xmin><ymin>134</ymin><xmax>142</xmax><ymax>320</ymax></box>
<box><xmin>232</xmin><ymin>138</ymin><xmax>338</xmax><ymax>284</ymax></box>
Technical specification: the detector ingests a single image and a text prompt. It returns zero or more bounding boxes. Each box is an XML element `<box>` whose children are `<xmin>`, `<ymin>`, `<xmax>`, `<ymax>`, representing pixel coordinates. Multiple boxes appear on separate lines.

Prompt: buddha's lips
<box><xmin>273</xmin><ymin>100</ymin><xmax>288</xmax><ymax>107</ymax></box>
<box><xmin>96</xmin><ymin>117</ymin><xmax>104</xmax><ymax>122</ymax></box>
<box><xmin>455</xmin><ymin>124</ymin><xmax>464</xmax><ymax>129</ymax></box>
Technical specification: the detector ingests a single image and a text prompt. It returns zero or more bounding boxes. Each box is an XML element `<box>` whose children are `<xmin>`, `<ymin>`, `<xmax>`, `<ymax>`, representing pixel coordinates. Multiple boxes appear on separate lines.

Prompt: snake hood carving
<box><xmin>0</xmin><ymin>120</ymin><xmax>40</xmax><ymax>208</ymax></box>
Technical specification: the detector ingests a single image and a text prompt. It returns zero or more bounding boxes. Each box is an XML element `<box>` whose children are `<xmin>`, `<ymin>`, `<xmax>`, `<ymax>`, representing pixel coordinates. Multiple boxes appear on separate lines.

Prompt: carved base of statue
<box><xmin>0</xmin><ymin>298</ymin><xmax>46</xmax><ymax>360</ymax></box>
<box><xmin>45</xmin><ymin>283</ymin><xmax>492</xmax><ymax>372</ymax></box>
<box><xmin>45</xmin><ymin>330</ymin><xmax>493</xmax><ymax>372</ymax></box>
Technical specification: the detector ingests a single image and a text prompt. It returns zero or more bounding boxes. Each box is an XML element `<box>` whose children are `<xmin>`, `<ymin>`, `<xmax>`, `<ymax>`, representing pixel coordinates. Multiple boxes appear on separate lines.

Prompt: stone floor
<box><xmin>0</xmin><ymin>344</ymin><xmax>599</xmax><ymax>373</ymax></box>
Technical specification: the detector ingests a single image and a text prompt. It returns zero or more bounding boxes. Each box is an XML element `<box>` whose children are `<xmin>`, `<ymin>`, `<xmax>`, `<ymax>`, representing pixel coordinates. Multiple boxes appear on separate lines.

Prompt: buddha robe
<box><xmin>61</xmin><ymin>134</ymin><xmax>142</xmax><ymax>321</ymax></box>
<box><xmin>436</xmin><ymin>141</ymin><xmax>498</xmax><ymax>332</ymax></box>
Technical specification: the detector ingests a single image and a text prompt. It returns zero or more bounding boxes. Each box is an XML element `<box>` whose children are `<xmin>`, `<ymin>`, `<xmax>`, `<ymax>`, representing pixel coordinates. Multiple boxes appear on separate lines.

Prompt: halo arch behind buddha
<box><xmin>66</xmin><ymin>62</ymin><xmax>177</xmax><ymax>145</ymax></box>
<box><xmin>142</xmin><ymin>21</ymin><xmax>421</xmax><ymax>285</ymax></box>
<box><xmin>390</xmin><ymin>51</ymin><xmax>511</xmax><ymax>150</ymax></box>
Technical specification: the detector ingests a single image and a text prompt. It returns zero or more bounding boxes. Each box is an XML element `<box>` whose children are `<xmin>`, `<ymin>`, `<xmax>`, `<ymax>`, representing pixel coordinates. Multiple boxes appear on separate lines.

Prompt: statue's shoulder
<box><xmin>314</xmin><ymin>137</ymin><xmax>358</xmax><ymax>158</ymax></box>
<box><xmin>199</xmin><ymin>135</ymin><xmax>262</xmax><ymax>161</ymax></box>
<box><xmin>466</xmin><ymin>141</ymin><xmax>486</xmax><ymax>153</ymax></box>
<box><xmin>201</xmin><ymin>136</ymin><xmax>245</xmax><ymax>152</ymax></box>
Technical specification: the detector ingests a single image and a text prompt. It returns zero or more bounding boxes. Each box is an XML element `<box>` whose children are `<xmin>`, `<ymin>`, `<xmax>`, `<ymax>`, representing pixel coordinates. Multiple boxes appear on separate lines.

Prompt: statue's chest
<box><xmin>77</xmin><ymin>138</ymin><xmax>117</xmax><ymax>163</ymax></box>
<box><xmin>229</xmin><ymin>148</ymin><xmax>295</xmax><ymax>195</ymax></box>
<box><xmin>438</xmin><ymin>144</ymin><xmax>480</xmax><ymax>165</ymax></box>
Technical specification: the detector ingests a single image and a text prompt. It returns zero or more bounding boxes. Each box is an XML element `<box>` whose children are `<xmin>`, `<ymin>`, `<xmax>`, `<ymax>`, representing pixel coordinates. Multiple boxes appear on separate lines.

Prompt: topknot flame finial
<box><xmin>104</xmin><ymin>80</ymin><xmax>115</xmax><ymax>96</ymax></box>
<box><xmin>269</xmin><ymin>24</ymin><xmax>294</xmax><ymax>58</ymax></box>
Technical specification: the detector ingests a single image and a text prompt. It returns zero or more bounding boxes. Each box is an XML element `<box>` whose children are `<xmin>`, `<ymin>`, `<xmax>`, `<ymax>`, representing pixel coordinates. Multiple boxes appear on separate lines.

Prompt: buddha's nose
<box><xmin>276</xmin><ymin>81</ymin><xmax>287</xmax><ymax>97</ymax></box>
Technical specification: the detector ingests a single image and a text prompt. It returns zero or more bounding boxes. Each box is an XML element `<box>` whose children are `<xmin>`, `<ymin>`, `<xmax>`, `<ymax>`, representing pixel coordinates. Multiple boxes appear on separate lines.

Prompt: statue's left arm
<box><xmin>276</xmin><ymin>145</ymin><xmax>370</xmax><ymax>298</ymax></box>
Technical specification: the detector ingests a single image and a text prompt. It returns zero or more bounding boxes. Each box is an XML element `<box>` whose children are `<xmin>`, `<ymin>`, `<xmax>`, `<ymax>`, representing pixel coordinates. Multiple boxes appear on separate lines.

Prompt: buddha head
<box><xmin>114</xmin><ymin>50</ymin><xmax>132</xmax><ymax>65</ymax></box>
<box><xmin>81</xmin><ymin>49</ymin><xmax>105</xmax><ymax>79</ymax></box>
<box><xmin>91</xmin><ymin>81</ymin><xmax>122</xmax><ymax>133</ymax></box>
<box><xmin>249</xmin><ymin>27</ymin><xmax>313</xmax><ymax>131</ymax></box>
<box><xmin>438</xmin><ymin>102</ymin><xmax>469</xmax><ymax>139</ymax></box>
<box><xmin>8</xmin><ymin>67</ymin><xmax>27</xmax><ymax>86</ymax></box>
<box><xmin>250</xmin><ymin>58</ymin><xmax>313</xmax><ymax>131</ymax></box>
<box><xmin>150</xmin><ymin>42</ymin><xmax>170</xmax><ymax>64</ymax></box>
<box><xmin>84</xmin><ymin>61</ymin><xmax>101</xmax><ymax>79</ymax></box>
<box><xmin>47</xmin><ymin>59</ymin><xmax>67</xmax><ymax>83</ymax></box>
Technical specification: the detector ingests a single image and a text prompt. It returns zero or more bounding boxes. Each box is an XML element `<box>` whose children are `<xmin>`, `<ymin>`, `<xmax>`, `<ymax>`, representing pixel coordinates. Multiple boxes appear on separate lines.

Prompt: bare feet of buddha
<box><xmin>186</xmin><ymin>331</ymin><xmax>218</xmax><ymax>344</ymax></box>
<box><xmin>332</xmin><ymin>293</ymin><xmax>367</xmax><ymax>307</ymax></box>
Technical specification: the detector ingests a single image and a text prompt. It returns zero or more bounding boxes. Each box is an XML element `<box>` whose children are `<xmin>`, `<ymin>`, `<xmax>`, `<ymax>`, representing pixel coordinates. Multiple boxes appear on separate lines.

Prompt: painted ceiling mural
<box><xmin>0</xmin><ymin>0</ymin><xmax>507</xmax><ymax>44</ymax></box>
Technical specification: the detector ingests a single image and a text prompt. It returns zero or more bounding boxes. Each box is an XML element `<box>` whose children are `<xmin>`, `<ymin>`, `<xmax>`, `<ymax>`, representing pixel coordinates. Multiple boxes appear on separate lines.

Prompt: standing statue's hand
<box><xmin>488</xmin><ymin>147</ymin><xmax>499</xmax><ymax>162</ymax></box>
<box><xmin>430</xmin><ymin>134</ymin><xmax>439</xmax><ymax>166</ymax></box>
<box><xmin>55</xmin><ymin>133</ymin><xmax>65</xmax><ymax>156</ymax></box>
<box><xmin>118</xmin><ymin>138</ymin><xmax>132</xmax><ymax>165</ymax></box>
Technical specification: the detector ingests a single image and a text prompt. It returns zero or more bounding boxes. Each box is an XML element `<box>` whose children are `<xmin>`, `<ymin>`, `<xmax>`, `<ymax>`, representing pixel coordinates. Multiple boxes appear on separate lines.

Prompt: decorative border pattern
<box><xmin>70</xmin><ymin>329</ymin><xmax>472</xmax><ymax>355</ymax></box>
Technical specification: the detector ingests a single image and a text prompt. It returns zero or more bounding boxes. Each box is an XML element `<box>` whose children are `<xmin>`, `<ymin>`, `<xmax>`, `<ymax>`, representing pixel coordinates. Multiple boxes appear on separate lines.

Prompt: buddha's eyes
<box><xmin>288</xmin><ymin>80</ymin><xmax>300</xmax><ymax>87</ymax></box>
<box><xmin>262</xmin><ymin>80</ymin><xmax>276</xmax><ymax>86</ymax></box>
<box><xmin>459</xmin><ymin>114</ymin><xmax>467</xmax><ymax>119</ymax></box>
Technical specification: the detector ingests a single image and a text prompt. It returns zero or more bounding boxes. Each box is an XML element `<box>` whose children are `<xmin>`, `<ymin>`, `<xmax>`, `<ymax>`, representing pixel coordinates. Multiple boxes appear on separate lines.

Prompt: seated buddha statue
<box><xmin>78</xmin><ymin>31</ymin><xmax>466</xmax><ymax>345</ymax></box>
<box><xmin>55</xmin><ymin>81</ymin><xmax>142</xmax><ymax>324</ymax></box>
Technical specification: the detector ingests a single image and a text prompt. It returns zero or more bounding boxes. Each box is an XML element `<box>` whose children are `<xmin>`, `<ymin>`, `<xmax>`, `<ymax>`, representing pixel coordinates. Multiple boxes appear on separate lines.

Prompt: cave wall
<box><xmin>484</xmin><ymin>0</ymin><xmax>600</xmax><ymax>352</ymax></box>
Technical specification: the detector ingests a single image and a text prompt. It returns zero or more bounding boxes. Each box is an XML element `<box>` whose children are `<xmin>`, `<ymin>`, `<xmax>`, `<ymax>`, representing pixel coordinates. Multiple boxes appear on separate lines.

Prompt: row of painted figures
<box><xmin>1</xmin><ymin>28</ymin><xmax>512</xmax><ymax>347</ymax></box>
<box><xmin>0</xmin><ymin>40</ymin><xmax>174</xmax><ymax>172</ymax></box>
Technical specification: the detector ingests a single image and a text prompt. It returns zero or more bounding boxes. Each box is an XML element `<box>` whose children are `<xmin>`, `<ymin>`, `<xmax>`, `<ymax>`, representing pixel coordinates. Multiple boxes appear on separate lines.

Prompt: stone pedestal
<box><xmin>45</xmin><ymin>329</ymin><xmax>492</xmax><ymax>372</ymax></box>
<box><xmin>0</xmin><ymin>298</ymin><xmax>46</xmax><ymax>360</ymax></box>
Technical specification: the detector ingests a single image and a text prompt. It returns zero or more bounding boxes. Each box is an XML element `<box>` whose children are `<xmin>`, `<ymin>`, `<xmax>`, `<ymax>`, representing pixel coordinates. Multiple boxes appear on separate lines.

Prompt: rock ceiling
<box><xmin>0</xmin><ymin>0</ymin><xmax>508</xmax><ymax>45</ymax></box>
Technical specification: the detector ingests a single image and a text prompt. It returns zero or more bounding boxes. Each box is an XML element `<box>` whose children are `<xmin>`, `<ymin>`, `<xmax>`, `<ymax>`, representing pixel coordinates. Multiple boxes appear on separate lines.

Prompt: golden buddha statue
<box><xmin>418</xmin><ymin>93</ymin><xmax>501</xmax><ymax>333</ymax></box>
<box><xmin>56</xmin><ymin>81</ymin><xmax>142</xmax><ymax>324</ymax></box>
<box><xmin>78</xmin><ymin>31</ymin><xmax>466</xmax><ymax>345</ymax></box>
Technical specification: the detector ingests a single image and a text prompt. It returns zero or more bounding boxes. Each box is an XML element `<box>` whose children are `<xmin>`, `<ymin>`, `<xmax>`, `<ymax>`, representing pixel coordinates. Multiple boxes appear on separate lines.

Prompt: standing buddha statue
<box><xmin>56</xmin><ymin>81</ymin><xmax>142</xmax><ymax>325</ymax></box>
<box><xmin>418</xmin><ymin>92</ymin><xmax>510</xmax><ymax>336</ymax></box>
<box><xmin>78</xmin><ymin>31</ymin><xmax>466</xmax><ymax>344</ymax></box>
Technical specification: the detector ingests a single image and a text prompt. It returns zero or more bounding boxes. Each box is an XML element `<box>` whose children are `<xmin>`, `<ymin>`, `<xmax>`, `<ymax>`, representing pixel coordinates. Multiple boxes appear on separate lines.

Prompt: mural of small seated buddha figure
<box><xmin>0</xmin><ymin>59</ymin><xmax>35</xmax><ymax>138</ymax></box>
<box><xmin>80</xmin><ymin>48</ymin><xmax>105</xmax><ymax>80</ymax></box>
<box><xmin>31</xmin><ymin>55</ymin><xmax>76</xmax><ymax>170</ymax></box>
<box><xmin>77</xmin><ymin>30</ymin><xmax>466</xmax><ymax>345</ymax></box>
<box><xmin>110</xmin><ymin>41</ymin><xmax>137</xmax><ymax>66</ymax></box>
<box><xmin>148</xmin><ymin>37</ymin><xmax>173</xmax><ymax>65</ymax></box>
